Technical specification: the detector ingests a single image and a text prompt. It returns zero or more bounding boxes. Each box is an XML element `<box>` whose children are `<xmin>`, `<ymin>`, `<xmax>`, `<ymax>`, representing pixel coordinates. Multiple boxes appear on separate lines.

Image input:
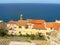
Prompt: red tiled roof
<box><xmin>46</xmin><ymin>22</ymin><xmax>60</xmax><ymax>30</ymax></box>
<box><xmin>46</xmin><ymin>22</ymin><xmax>54</xmax><ymax>28</ymax></box>
<box><xmin>8</xmin><ymin>21</ymin><xmax>17</xmax><ymax>24</ymax></box>
<box><xmin>32</xmin><ymin>24</ymin><xmax>46</xmax><ymax>30</ymax></box>
<box><xmin>53</xmin><ymin>23</ymin><xmax>60</xmax><ymax>30</ymax></box>
<box><xmin>27</xmin><ymin>20</ymin><xmax>45</xmax><ymax>24</ymax></box>
<box><xmin>27</xmin><ymin>20</ymin><xmax>32</xmax><ymax>23</ymax></box>
<box><xmin>7</xmin><ymin>20</ymin><xmax>60</xmax><ymax>30</ymax></box>
<box><xmin>17</xmin><ymin>20</ymin><xmax>26</xmax><ymax>26</ymax></box>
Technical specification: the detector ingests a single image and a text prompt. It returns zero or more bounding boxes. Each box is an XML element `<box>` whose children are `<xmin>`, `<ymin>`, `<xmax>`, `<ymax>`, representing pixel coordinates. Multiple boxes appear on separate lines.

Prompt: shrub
<box><xmin>30</xmin><ymin>34</ymin><xmax>35</xmax><ymax>40</ymax></box>
<box><xmin>0</xmin><ymin>28</ymin><xmax>8</xmax><ymax>37</ymax></box>
<box><xmin>35</xmin><ymin>33</ymin><xmax>45</xmax><ymax>40</ymax></box>
<box><xmin>26</xmin><ymin>33</ymin><xmax>30</xmax><ymax>37</ymax></box>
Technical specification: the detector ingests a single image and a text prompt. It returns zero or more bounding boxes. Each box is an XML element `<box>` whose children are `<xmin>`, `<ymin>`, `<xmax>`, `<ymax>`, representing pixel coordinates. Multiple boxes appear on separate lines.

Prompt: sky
<box><xmin>0</xmin><ymin>0</ymin><xmax>60</xmax><ymax>3</ymax></box>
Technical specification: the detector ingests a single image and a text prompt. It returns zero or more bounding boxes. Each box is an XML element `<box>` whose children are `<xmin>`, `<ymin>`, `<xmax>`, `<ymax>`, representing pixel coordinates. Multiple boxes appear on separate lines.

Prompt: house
<box><xmin>46</xmin><ymin>22</ymin><xmax>60</xmax><ymax>30</ymax></box>
<box><xmin>27</xmin><ymin>19</ymin><xmax>46</xmax><ymax>30</ymax></box>
<box><xmin>6</xmin><ymin>14</ymin><xmax>60</xmax><ymax>35</ymax></box>
<box><xmin>7</xmin><ymin>20</ymin><xmax>17</xmax><ymax>29</ymax></box>
<box><xmin>17</xmin><ymin>20</ymin><xmax>26</xmax><ymax>29</ymax></box>
<box><xmin>26</xmin><ymin>19</ymin><xmax>34</xmax><ymax>29</ymax></box>
<box><xmin>7</xmin><ymin>20</ymin><xmax>18</xmax><ymax>35</ymax></box>
<box><xmin>53</xmin><ymin>23</ymin><xmax>60</xmax><ymax>30</ymax></box>
<box><xmin>46</xmin><ymin>22</ymin><xmax>54</xmax><ymax>30</ymax></box>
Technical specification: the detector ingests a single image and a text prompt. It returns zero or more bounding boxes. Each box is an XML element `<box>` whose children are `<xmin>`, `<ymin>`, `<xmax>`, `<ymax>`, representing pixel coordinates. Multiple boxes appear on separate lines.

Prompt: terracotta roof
<box><xmin>46</xmin><ymin>22</ymin><xmax>54</xmax><ymax>28</ymax></box>
<box><xmin>27</xmin><ymin>19</ymin><xmax>45</xmax><ymax>24</ymax></box>
<box><xmin>53</xmin><ymin>23</ymin><xmax>60</xmax><ymax>30</ymax></box>
<box><xmin>27</xmin><ymin>20</ymin><xmax>32</xmax><ymax>23</ymax></box>
<box><xmin>32</xmin><ymin>24</ymin><xmax>46</xmax><ymax>30</ymax></box>
<box><xmin>46</xmin><ymin>22</ymin><xmax>60</xmax><ymax>30</ymax></box>
<box><xmin>7</xmin><ymin>21</ymin><xmax>17</xmax><ymax>24</ymax></box>
<box><xmin>17</xmin><ymin>20</ymin><xmax>26</xmax><ymax>26</ymax></box>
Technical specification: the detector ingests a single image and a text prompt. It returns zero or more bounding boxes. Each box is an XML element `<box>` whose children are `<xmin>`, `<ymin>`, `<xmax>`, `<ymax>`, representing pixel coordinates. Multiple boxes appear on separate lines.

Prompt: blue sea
<box><xmin>0</xmin><ymin>3</ymin><xmax>60</xmax><ymax>22</ymax></box>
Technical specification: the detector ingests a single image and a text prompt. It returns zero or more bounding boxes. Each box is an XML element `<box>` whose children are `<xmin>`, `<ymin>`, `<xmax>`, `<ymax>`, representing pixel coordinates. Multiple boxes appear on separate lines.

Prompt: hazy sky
<box><xmin>0</xmin><ymin>0</ymin><xmax>60</xmax><ymax>3</ymax></box>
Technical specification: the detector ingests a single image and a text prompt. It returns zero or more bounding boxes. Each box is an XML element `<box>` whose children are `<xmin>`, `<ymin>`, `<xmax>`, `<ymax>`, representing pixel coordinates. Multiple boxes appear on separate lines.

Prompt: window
<box><xmin>19</xmin><ymin>32</ymin><xmax>21</xmax><ymax>34</ymax></box>
<box><xmin>50</xmin><ymin>27</ymin><xmax>53</xmax><ymax>30</ymax></box>
<box><xmin>46</xmin><ymin>32</ymin><xmax>51</xmax><ymax>35</ymax></box>
<box><xmin>9</xmin><ymin>28</ymin><xmax>12</xmax><ymax>30</ymax></box>
<box><xmin>19</xmin><ymin>26</ymin><xmax>22</xmax><ymax>28</ymax></box>
<box><xmin>47</xmin><ymin>36</ymin><xmax>50</xmax><ymax>39</ymax></box>
<box><xmin>25</xmin><ymin>25</ymin><xmax>28</xmax><ymax>29</ymax></box>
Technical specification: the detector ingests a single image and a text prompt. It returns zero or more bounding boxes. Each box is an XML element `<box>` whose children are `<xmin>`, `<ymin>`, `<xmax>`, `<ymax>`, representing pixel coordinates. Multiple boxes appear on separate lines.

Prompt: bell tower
<box><xmin>20</xmin><ymin>14</ymin><xmax>23</xmax><ymax>20</ymax></box>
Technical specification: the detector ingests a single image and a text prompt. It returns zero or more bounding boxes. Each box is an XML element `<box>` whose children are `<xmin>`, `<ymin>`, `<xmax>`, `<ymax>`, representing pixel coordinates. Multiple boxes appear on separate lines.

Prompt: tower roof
<box><xmin>20</xmin><ymin>14</ymin><xmax>23</xmax><ymax>16</ymax></box>
<box><xmin>20</xmin><ymin>14</ymin><xmax>23</xmax><ymax>20</ymax></box>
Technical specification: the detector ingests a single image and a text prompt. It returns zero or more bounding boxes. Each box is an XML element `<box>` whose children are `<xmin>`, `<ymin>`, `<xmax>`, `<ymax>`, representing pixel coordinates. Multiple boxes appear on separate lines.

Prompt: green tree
<box><xmin>0</xmin><ymin>28</ymin><xmax>8</xmax><ymax>37</ymax></box>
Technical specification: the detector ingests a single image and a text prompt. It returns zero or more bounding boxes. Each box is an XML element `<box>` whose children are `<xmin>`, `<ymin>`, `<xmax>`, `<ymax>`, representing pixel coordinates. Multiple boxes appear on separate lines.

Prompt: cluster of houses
<box><xmin>0</xmin><ymin>14</ymin><xmax>60</xmax><ymax>35</ymax></box>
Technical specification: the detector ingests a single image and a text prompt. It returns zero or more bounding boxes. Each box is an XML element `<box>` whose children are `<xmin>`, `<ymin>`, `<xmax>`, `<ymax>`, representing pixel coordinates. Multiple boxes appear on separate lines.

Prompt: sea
<box><xmin>0</xmin><ymin>3</ymin><xmax>60</xmax><ymax>22</ymax></box>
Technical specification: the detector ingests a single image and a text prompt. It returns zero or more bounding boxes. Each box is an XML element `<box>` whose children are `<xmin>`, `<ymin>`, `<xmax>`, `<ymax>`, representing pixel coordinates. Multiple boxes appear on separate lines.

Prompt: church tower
<box><xmin>20</xmin><ymin>14</ymin><xmax>23</xmax><ymax>20</ymax></box>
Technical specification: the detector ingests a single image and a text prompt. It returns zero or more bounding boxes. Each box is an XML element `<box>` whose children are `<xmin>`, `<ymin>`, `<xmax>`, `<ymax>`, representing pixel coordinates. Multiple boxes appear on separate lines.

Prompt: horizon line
<box><xmin>0</xmin><ymin>3</ymin><xmax>60</xmax><ymax>4</ymax></box>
